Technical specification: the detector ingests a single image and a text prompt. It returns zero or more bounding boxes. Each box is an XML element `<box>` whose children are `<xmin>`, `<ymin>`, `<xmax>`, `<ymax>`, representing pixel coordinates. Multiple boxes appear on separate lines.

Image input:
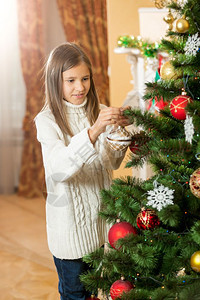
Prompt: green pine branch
<box><xmin>143</xmin><ymin>81</ymin><xmax>181</xmax><ymax>101</ymax></box>
<box><xmin>123</xmin><ymin>108</ymin><xmax>183</xmax><ymax>138</ymax></box>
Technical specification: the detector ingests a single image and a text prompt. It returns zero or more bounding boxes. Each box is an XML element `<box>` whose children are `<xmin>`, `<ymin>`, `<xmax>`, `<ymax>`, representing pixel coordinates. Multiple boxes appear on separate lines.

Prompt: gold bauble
<box><xmin>190</xmin><ymin>251</ymin><xmax>200</xmax><ymax>272</ymax></box>
<box><xmin>160</xmin><ymin>61</ymin><xmax>182</xmax><ymax>80</ymax></box>
<box><xmin>176</xmin><ymin>16</ymin><xmax>190</xmax><ymax>33</ymax></box>
<box><xmin>163</xmin><ymin>9</ymin><xmax>175</xmax><ymax>31</ymax></box>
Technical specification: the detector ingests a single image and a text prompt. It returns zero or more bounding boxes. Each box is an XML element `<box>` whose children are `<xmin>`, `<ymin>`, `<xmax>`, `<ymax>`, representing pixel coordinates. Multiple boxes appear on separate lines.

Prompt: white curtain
<box><xmin>0</xmin><ymin>0</ymin><xmax>26</xmax><ymax>194</ymax></box>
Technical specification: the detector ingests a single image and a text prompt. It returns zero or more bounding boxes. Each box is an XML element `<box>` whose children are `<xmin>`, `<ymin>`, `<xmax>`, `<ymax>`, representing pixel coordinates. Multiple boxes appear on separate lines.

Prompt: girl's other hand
<box><xmin>88</xmin><ymin>106</ymin><xmax>122</xmax><ymax>144</ymax></box>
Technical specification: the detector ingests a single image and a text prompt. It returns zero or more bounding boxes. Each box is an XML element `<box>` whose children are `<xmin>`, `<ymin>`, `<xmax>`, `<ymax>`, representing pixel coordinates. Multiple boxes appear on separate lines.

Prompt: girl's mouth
<box><xmin>73</xmin><ymin>94</ymin><xmax>85</xmax><ymax>98</ymax></box>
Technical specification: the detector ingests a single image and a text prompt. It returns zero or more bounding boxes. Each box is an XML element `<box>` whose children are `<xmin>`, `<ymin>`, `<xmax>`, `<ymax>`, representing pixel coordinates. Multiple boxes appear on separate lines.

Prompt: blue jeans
<box><xmin>53</xmin><ymin>256</ymin><xmax>91</xmax><ymax>300</ymax></box>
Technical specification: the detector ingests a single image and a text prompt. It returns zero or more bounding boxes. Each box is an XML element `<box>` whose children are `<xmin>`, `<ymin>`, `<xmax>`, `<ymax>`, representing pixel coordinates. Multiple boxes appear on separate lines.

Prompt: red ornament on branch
<box><xmin>110</xmin><ymin>278</ymin><xmax>134</xmax><ymax>300</ymax></box>
<box><xmin>158</xmin><ymin>53</ymin><xmax>164</xmax><ymax>75</ymax></box>
<box><xmin>129</xmin><ymin>131</ymin><xmax>148</xmax><ymax>154</ymax></box>
<box><xmin>170</xmin><ymin>90</ymin><xmax>192</xmax><ymax>120</ymax></box>
<box><xmin>147</xmin><ymin>96</ymin><xmax>168</xmax><ymax>115</ymax></box>
<box><xmin>136</xmin><ymin>208</ymin><xmax>160</xmax><ymax>230</ymax></box>
<box><xmin>129</xmin><ymin>140</ymin><xmax>140</xmax><ymax>154</ymax></box>
<box><xmin>108</xmin><ymin>220</ymin><xmax>137</xmax><ymax>249</ymax></box>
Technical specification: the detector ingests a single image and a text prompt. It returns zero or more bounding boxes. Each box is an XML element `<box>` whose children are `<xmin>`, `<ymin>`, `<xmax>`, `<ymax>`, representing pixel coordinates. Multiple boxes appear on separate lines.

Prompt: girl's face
<box><xmin>62</xmin><ymin>62</ymin><xmax>91</xmax><ymax>105</ymax></box>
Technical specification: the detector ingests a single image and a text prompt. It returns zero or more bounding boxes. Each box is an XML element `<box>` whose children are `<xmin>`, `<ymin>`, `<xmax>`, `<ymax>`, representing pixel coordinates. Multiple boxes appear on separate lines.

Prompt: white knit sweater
<box><xmin>35</xmin><ymin>98</ymin><xmax>126</xmax><ymax>259</ymax></box>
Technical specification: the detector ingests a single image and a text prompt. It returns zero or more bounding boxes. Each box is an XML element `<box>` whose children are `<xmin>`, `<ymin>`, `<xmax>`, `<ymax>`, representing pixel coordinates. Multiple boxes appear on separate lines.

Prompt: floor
<box><xmin>0</xmin><ymin>194</ymin><xmax>59</xmax><ymax>300</ymax></box>
<box><xmin>0</xmin><ymin>194</ymin><xmax>108</xmax><ymax>300</ymax></box>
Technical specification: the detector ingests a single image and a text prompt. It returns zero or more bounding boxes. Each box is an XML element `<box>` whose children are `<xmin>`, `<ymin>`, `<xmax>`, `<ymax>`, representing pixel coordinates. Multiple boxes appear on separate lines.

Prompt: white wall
<box><xmin>139</xmin><ymin>7</ymin><xmax>168</xmax><ymax>42</ymax></box>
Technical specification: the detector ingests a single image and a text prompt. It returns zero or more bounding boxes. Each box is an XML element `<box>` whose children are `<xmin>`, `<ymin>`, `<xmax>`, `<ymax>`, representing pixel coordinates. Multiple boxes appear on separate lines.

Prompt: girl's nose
<box><xmin>75</xmin><ymin>80</ymin><xmax>85</xmax><ymax>91</ymax></box>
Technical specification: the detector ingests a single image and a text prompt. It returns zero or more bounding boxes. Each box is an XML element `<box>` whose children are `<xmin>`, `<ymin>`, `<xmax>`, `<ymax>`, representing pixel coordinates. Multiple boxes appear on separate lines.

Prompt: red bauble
<box><xmin>110</xmin><ymin>279</ymin><xmax>134</xmax><ymax>299</ymax></box>
<box><xmin>108</xmin><ymin>221</ymin><xmax>137</xmax><ymax>249</ymax></box>
<box><xmin>136</xmin><ymin>208</ymin><xmax>160</xmax><ymax>230</ymax></box>
<box><xmin>129</xmin><ymin>140</ymin><xmax>140</xmax><ymax>154</ymax></box>
<box><xmin>129</xmin><ymin>131</ymin><xmax>147</xmax><ymax>154</ymax></box>
<box><xmin>86</xmin><ymin>296</ymin><xmax>100</xmax><ymax>300</ymax></box>
<box><xmin>170</xmin><ymin>93</ymin><xmax>192</xmax><ymax>120</ymax></box>
<box><xmin>147</xmin><ymin>96</ymin><xmax>168</xmax><ymax>114</ymax></box>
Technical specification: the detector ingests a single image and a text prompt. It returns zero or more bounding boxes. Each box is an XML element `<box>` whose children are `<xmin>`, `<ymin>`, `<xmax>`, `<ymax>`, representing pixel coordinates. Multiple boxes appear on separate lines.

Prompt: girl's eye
<box><xmin>83</xmin><ymin>77</ymin><xmax>89</xmax><ymax>81</ymax></box>
<box><xmin>67</xmin><ymin>79</ymin><xmax>74</xmax><ymax>83</ymax></box>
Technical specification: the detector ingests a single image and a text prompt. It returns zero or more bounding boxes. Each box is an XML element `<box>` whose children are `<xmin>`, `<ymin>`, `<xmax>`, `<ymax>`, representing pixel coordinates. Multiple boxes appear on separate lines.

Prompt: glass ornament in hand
<box><xmin>106</xmin><ymin>126</ymin><xmax>132</xmax><ymax>151</ymax></box>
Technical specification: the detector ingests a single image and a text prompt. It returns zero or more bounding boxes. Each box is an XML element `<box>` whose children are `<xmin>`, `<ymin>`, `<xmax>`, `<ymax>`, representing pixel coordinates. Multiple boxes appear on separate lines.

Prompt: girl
<box><xmin>35</xmin><ymin>42</ymin><xmax>130</xmax><ymax>300</ymax></box>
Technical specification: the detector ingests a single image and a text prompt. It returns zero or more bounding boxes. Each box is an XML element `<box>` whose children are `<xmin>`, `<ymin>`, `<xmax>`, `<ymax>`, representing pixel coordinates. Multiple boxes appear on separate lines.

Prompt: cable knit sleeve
<box><xmin>35</xmin><ymin>112</ymin><xmax>98</xmax><ymax>182</ymax></box>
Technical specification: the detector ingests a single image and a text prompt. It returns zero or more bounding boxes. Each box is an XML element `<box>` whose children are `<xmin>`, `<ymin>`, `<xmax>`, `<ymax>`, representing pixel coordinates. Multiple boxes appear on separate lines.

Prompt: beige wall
<box><xmin>107</xmin><ymin>0</ymin><xmax>154</xmax><ymax>178</ymax></box>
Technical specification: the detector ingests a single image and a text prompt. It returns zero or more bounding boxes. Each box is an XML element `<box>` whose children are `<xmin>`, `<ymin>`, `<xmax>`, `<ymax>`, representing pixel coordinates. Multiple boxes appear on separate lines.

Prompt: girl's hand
<box><xmin>88</xmin><ymin>107</ymin><xmax>122</xmax><ymax>144</ymax></box>
<box><xmin>117</xmin><ymin>106</ymin><xmax>131</xmax><ymax>127</ymax></box>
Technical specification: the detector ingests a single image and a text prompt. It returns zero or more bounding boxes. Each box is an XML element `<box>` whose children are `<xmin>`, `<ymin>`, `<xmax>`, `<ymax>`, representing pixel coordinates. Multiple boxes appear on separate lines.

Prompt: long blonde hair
<box><xmin>43</xmin><ymin>42</ymin><xmax>100</xmax><ymax>136</ymax></box>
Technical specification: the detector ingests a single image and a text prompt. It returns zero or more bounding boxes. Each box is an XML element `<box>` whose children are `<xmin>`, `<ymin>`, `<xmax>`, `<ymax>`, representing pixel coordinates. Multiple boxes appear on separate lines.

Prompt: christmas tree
<box><xmin>81</xmin><ymin>0</ymin><xmax>200</xmax><ymax>299</ymax></box>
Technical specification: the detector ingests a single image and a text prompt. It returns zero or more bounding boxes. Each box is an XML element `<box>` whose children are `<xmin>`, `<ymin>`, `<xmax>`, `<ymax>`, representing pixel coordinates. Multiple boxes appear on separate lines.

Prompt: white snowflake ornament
<box><xmin>147</xmin><ymin>181</ymin><xmax>174</xmax><ymax>211</ymax></box>
<box><xmin>184</xmin><ymin>115</ymin><xmax>194</xmax><ymax>144</ymax></box>
<box><xmin>184</xmin><ymin>33</ymin><xmax>200</xmax><ymax>56</ymax></box>
<box><xmin>177</xmin><ymin>0</ymin><xmax>188</xmax><ymax>8</ymax></box>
